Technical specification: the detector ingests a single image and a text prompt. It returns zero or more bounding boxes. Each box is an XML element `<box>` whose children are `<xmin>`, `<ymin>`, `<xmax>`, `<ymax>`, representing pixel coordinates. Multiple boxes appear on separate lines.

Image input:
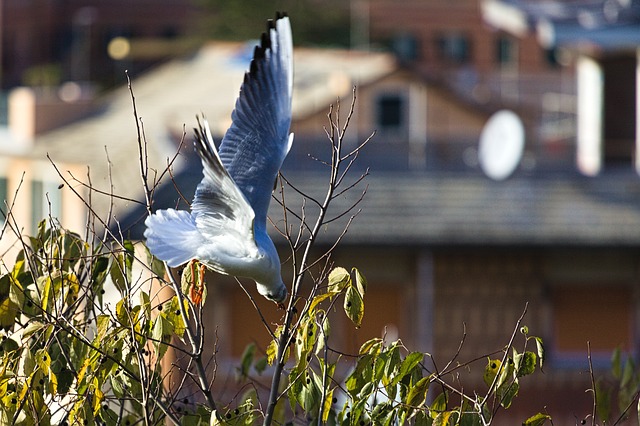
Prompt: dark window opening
<box><xmin>602</xmin><ymin>55</ymin><xmax>636</xmax><ymax>167</ymax></box>
<box><xmin>377</xmin><ymin>94</ymin><xmax>404</xmax><ymax>130</ymax></box>
<box><xmin>436</xmin><ymin>33</ymin><xmax>470</xmax><ymax>64</ymax></box>
<box><xmin>392</xmin><ymin>33</ymin><xmax>419</xmax><ymax>63</ymax></box>
<box><xmin>496</xmin><ymin>35</ymin><xmax>515</xmax><ymax>66</ymax></box>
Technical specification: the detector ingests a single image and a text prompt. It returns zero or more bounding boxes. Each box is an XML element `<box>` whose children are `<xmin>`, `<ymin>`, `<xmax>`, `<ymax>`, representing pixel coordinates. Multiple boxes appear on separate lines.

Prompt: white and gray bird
<box><xmin>144</xmin><ymin>13</ymin><xmax>293</xmax><ymax>303</ymax></box>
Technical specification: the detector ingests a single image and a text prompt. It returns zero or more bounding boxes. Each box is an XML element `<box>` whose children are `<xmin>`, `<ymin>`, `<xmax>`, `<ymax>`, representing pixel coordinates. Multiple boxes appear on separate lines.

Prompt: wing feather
<box><xmin>218</xmin><ymin>14</ymin><xmax>293</xmax><ymax>231</ymax></box>
<box><xmin>192</xmin><ymin>118</ymin><xmax>256</xmax><ymax>253</ymax></box>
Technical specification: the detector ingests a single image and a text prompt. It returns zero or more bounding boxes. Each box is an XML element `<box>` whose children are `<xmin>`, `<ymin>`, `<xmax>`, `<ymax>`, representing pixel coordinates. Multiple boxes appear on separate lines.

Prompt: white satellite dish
<box><xmin>478</xmin><ymin>109</ymin><xmax>525</xmax><ymax>181</ymax></box>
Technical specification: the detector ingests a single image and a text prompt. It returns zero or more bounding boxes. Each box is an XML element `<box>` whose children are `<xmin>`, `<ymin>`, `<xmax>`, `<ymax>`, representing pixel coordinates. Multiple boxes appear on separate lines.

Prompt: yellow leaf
<box><xmin>309</xmin><ymin>293</ymin><xmax>332</xmax><ymax>313</ymax></box>
<box><xmin>483</xmin><ymin>358</ymin><xmax>502</xmax><ymax>387</ymax></box>
<box><xmin>328</xmin><ymin>267</ymin><xmax>350</xmax><ymax>293</ymax></box>
<box><xmin>353</xmin><ymin>267</ymin><xmax>367</xmax><ymax>298</ymax></box>
<box><xmin>93</xmin><ymin>381</ymin><xmax>104</xmax><ymax>415</ymax></box>
<box><xmin>322</xmin><ymin>388</ymin><xmax>334</xmax><ymax>422</ymax></box>
<box><xmin>344</xmin><ymin>286</ymin><xmax>364</xmax><ymax>327</ymax></box>
<box><xmin>266</xmin><ymin>339</ymin><xmax>278</xmax><ymax>366</ymax></box>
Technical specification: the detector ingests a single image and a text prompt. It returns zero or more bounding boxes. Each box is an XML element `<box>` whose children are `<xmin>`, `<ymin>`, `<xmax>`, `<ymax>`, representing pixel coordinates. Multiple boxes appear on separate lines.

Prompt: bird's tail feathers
<box><xmin>144</xmin><ymin>209</ymin><xmax>202</xmax><ymax>267</ymax></box>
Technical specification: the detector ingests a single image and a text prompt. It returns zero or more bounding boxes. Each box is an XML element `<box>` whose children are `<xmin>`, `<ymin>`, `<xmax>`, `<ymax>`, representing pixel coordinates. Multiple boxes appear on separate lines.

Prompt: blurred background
<box><xmin>2</xmin><ymin>0</ymin><xmax>640</xmax><ymax>423</ymax></box>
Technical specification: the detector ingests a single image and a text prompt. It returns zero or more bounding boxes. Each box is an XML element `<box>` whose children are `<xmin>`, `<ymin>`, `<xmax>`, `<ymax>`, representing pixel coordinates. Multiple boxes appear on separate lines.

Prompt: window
<box><xmin>551</xmin><ymin>284</ymin><xmax>634</xmax><ymax>367</ymax></box>
<box><xmin>545</xmin><ymin>48</ymin><xmax>560</xmax><ymax>68</ymax></box>
<box><xmin>377</xmin><ymin>94</ymin><xmax>404</xmax><ymax>130</ymax></box>
<box><xmin>31</xmin><ymin>180</ymin><xmax>62</xmax><ymax>233</ymax></box>
<box><xmin>496</xmin><ymin>35</ymin><xmax>516</xmax><ymax>67</ymax></box>
<box><xmin>392</xmin><ymin>33</ymin><xmax>419</xmax><ymax>62</ymax></box>
<box><xmin>436</xmin><ymin>33</ymin><xmax>470</xmax><ymax>64</ymax></box>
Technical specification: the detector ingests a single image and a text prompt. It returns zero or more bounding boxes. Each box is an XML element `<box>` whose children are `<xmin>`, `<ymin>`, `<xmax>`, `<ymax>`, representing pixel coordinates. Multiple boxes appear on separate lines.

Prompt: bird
<box><xmin>144</xmin><ymin>13</ymin><xmax>293</xmax><ymax>303</ymax></box>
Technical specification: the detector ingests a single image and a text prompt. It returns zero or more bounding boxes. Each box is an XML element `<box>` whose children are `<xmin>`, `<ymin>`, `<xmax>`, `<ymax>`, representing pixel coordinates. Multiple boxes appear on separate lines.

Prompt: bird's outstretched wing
<box><xmin>192</xmin><ymin>118</ymin><xmax>257</xmax><ymax>257</ymax></box>
<box><xmin>217</xmin><ymin>13</ymin><xmax>294</xmax><ymax>231</ymax></box>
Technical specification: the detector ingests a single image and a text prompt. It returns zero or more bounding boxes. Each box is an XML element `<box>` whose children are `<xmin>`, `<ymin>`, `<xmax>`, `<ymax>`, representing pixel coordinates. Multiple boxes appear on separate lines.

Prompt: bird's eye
<box><xmin>267</xmin><ymin>293</ymin><xmax>274</xmax><ymax>299</ymax></box>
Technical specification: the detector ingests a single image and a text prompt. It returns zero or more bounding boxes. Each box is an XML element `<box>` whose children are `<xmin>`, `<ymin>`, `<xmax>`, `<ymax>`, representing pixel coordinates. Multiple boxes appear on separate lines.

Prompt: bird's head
<box><xmin>256</xmin><ymin>278</ymin><xmax>288</xmax><ymax>303</ymax></box>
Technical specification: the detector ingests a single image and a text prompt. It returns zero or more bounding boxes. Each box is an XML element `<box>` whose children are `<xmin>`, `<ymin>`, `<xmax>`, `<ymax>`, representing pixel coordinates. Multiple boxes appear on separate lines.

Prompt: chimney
<box><xmin>8</xmin><ymin>83</ymin><xmax>97</xmax><ymax>147</ymax></box>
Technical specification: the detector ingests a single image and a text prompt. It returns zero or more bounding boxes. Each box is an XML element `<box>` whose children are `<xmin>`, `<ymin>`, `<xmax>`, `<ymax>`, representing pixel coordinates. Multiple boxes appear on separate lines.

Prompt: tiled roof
<box><xmin>482</xmin><ymin>0</ymin><xmax>640</xmax><ymax>51</ymax></box>
<box><xmin>274</xmin><ymin>169</ymin><xmax>640</xmax><ymax>247</ymax></box>
<box><xmin>119</xmin><ymin>146</ymin><xmax>640</xmax><ymax>247</ymax></box>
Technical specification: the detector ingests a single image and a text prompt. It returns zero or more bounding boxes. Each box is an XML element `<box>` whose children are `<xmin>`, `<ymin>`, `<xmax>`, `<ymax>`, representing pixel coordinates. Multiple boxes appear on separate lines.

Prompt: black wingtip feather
<box><xmin>245</xmin><ymin>13</ymin><xmax>289</xmax><ymax>86</ymax></box>
<box><xmin>249</xmin><ymin>58</ymin><xmax>258</xmax><ymax>77</ymax></box>
<box><xmin>193</xmin><ymin>118</ymin><xmax>217</xmax><ymax>170</ymax></box>
<box><xmin>260</xmin><ymin>32</ymin><xmax>271</xmax><ymax>51</ymax></box>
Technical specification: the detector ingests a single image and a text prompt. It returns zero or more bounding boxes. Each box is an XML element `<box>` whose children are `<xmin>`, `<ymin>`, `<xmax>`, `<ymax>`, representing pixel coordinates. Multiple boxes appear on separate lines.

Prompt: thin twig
<box><xmin>587</xmin><ymin>341</ymin><xmax>597</xmax><ymax>426</ymax></box>
<box><xmin>263</xmin><ymin>89</ymin><xmax>369</xmax><ymax>426</ymax></box>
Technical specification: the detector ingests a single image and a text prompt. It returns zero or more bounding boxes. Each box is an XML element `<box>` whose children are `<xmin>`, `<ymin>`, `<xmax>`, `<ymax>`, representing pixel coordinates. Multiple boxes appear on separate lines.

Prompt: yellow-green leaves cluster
<box><xmin>0</xmin><ymin>220</ymin><xmax>195</xmax><ymax>425</ymax></box>
<box><xmin>328</xmin><ymin>267</ymin><xmax>366</xmax><ymax>327</ymax></box>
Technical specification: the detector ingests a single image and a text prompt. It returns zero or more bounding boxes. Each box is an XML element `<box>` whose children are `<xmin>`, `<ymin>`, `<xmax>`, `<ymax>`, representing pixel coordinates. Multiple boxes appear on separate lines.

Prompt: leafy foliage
<box><xmin>591</xmin><ymin>348</ymin><xmax>640</xmax><ymax>425</ymax></box>
<box><xmin>0</xmin><ymin>220</ymin><xmax>192</xmax><ymax>425</ymax></box>
<box><xmin>234</xmin><ymin>266</ymin><xmax>549</xmax><ymax>426</ymax></box>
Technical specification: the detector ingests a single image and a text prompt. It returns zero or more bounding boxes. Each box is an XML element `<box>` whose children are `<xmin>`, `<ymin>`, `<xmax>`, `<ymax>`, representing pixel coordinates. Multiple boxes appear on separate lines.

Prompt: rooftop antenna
<box><xmin>478</xmin><ymin>109</ymin><xmax>525</xmax><ymax>181</ymax></box>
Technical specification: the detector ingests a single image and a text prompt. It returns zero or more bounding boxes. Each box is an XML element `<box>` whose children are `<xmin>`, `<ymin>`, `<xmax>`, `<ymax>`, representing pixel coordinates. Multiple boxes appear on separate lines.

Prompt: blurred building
<box><xmin>0</xmin><ymin>0</ymin><xmax>197</xmax><ymax>89</ymax></box>
<box><xmin>365</xmin><ymin>0</ymin><xmax>579</xmax><ymax>172</ymax></box>
<box><xmin>2</xmin><ymin>2</ymin><xmax>640</xmax><ymax>424</ymax></box>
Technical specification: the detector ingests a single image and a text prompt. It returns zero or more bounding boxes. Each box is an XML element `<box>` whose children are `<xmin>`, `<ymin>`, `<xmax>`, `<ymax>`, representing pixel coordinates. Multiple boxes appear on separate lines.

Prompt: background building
<box><xmin>2</xmin><ymin>1</ymin><xmax>640</xmax><ymax>424</ymax></box>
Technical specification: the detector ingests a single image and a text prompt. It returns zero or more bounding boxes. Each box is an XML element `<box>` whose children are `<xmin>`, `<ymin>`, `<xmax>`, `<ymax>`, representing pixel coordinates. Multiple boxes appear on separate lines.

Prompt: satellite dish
<box><xmin>478</xmin><ymin>110</ymin><xmax>525</xmax><ymax>181</ymax></box>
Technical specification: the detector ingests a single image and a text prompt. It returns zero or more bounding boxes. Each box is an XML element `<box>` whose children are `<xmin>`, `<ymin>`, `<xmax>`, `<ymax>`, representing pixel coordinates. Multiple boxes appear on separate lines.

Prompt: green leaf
<box><xmin>534</xmin><ymin>336</ymin><xmax>545</xmax><ymax>371</ymax></box>
<box><xmin>0</xmin><ymin>274</ymin><xmax>18</xmax><ymax>329</ymax></box>
<box><xmin>165</xmin><ymin>296</ymin><xmax>188</xmax><ymax>339</ymax></box>
<box><xmin>433</xmin><ymin>411</ymin><xmax>454</xmax><ymax>426</ymax></box>
<box><xmin>151</xmin><ymin>315</ymin><xmax>171</xmax><ymax>359</ymax></box>
<box><xmin>321</xmin><ymin>387</ymin><xmax>334</xmax><ymax>422</ymax></box>
<box><xmin>495</xmin><ymin>357</ymin><xmax>514</xmax><ymax>390</ymax></box>
<box><xmin>110</xmin><ymin>254</ymin><xmax>127</xmax><ymax>295</ymax></box>
<box><xmin>382</xmin><ymin>343</ymin><xmax>401</xmax><ymax>386</ymax></box>
<box><xmin>315</xmin><ymin>316</ymin><xmax>330</xmax><ymax>356</ymax></box>
<box><xmin>349</xmin><ymin>398</ymin><xmax>367</xmax><ymax>426</ymax></box>
<box><xmin>406</xmin><ymin>376</ymin><xmax>430</xmax><ymax>407</ymax></box>
<box><xmin>238</xmin><ymin>343</ymin><xmax>256</xmax><ymax>380</ymax></box>
<box><xmin>394</xmin><ymin>352</ymin><xmax>424</xmax><ymax>386</ymax></box>
<box><xmin>430</xmin><ymin>392</ymin><xmax>447</xmax><ymax>419</ymax></box>
<box><xmin>515</xmin><ymin>351</ymin><xmax>537</xmax><ymax>377</ymax></box>
<box><xmin>611</xmin><ymin>347</ymin><xmax>622</xmax><ymax>379</ymax></box>
<box><xmin>343</xmin><ymin>285</ymin><xmax>364</xmax><ymax>327</ymax></box>
<box><xmin>371</xmin><ymin>401</ymin><xmax>395</xmax><ymax>426</ymax></box>
<box><xmin>123</xmin><ymin>240</ymin><xmax>135</xmax><ymax>280</ymax></box>
<box><xmin>498</xmin><ymin>379</ymin><xmax>519</xmax><ymax>408</ymax></box>
<box><xmin>345</xmin><ymin>354</ymin><xmax>374</xmax><ymax>398</ymax></box>
<box><xmin>523</xmin><ymin>413</ymin><xmax>551</xmax><ymax>426</ymax></box>
<box><xmin>300</xmin><ymin>372</ymin><xmax>321</xmax><ymax>414</ymax></box>
<box><xmin>140</xmin><ymin>291</ymin><xmax>151</xmax><ymax>323</ymax></box>
<box><xmin>621</xmin><ymin>357</ymin><xmax>635</xmax><ymax>389</ymax></box>
<box><xmin>483</xmin><ymin>358</ymin><xmax>501</xmax><ymax>387</ymax></box>
<box><xmin>353</xmin><ymin>267</ymin><xmax>367</xmax><ymax>298</ymax></box>
<box><xmin>595</xmin><ymin>380</ymin><xmax>611</xmax><ymax>424</ymax></box>
<box><xmin>328</xmin><ymin>267</ymin><xmax>350</xmax><ymax>293</ymax></box>
<box><xmin>60</xmin><ymin>230</ymin><xmax>86</xmax><ymax>268</ymax></box>
<box><xmin>144</xmin><ymin>244</ymin><xmax>166</xmax><ymax>278</ymax></box>
<box><xmin>359</xmin><ymin>338</ymin><xmax>383</xmax><ymax>356</ymax></box>
<box><xmin>254</xmin><ymin>356</ymin><xmax>268</xmax><ymax>374</ymax></box>
<box><xmin>414</xmin><ymin>410</ymin><xmax>433</xmax><ymax>426</ymax></box>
